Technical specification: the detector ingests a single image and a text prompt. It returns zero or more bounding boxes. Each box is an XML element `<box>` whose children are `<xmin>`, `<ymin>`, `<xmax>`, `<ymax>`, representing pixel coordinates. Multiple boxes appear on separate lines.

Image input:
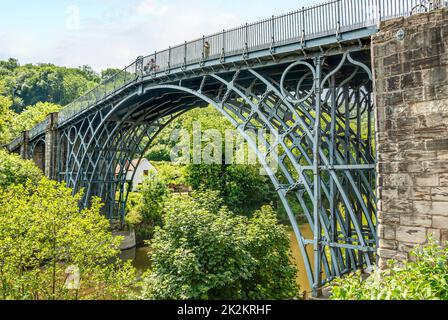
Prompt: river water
<box><xmin>120</xmin><ymin>223</ymin><xmax>313</xmax><ymax>296</ymax></box>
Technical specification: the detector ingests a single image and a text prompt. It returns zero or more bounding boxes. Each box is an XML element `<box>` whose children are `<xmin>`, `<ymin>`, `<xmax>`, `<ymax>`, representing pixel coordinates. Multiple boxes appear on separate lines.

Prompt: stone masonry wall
<box><xmin>372</xmin><ymin>8</ymin><xmax>448</xmax><ymax>268</ymax></box>
<box><xmin>44</xmin><ymin>113</ymin><xmax>59</xmax><ymax>179</ymax></box>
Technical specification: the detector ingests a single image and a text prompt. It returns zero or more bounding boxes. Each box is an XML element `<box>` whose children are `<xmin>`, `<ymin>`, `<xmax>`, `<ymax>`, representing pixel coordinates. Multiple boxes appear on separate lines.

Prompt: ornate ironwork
<box><xmin>51</xmin><ymin>46</ymin><xmax>376</xmax><ymax>296</ymax></box>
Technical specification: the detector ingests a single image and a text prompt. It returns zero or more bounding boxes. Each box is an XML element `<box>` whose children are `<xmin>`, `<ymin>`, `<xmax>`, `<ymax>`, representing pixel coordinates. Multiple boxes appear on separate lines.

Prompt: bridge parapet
<box><xmin>51</xmin><ymin>0</ymin><xmax>447</xmax><ymax>127</ymax></box>
<box><xmin>29</xmin><ymin>117</ymin><xmax>50</xmax><ymax>141</ymax></box>
<box><xmin>8</xmin><ymin>135</ymin><xmax>24</xmax><ymax>153</ymax></box>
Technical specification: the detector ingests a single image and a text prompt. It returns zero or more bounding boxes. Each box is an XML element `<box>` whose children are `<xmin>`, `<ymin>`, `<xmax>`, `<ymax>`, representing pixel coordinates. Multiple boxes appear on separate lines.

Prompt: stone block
<box><xmin>396</xmin><ymin>226</ymin><xmax>427</xmax><ymax>244</ymax></box>
<box><xmin>441</xmin><ymin>229</ymin><xmax>448</xmax><ymax>245</ymax></box>
<box><xmin>433</xmin><ymin>216</ymin><xmax>448</xmax><ymax>229</ymax></box>
<box><xmin>379</xmin><ymin>224</ymin><xmax>396</xmax><ymax>240</ymax></box>
<box><xmin>440</xmin><ymin>174</ymin><xmax>448</xmax><ymax>186</ymax></box>
<box><xmin>414</xmin><ymin>201</ymin><xmax>448</xmax><ymax>216</ymax></box>
<box><xmin>410</xmin><ymin>187</ymin><xmax>432</xmax><ymax>201</ymax></box>
<box><xmin>379</xmin><ymin>239</ymin><xmax>398</xmax><ymax>250</ymax></box>
<box><xmin>400</xmin><ymin>214</ymin><xmax>433</xmax><ymax>228</ymax></box>
<box><xmin>414</xmin><ymin>174</ymin><xmax>439</xmax><ymax>187</ymax></box>
<box><xmin>431</xmin><ymin>187</ymin><xmax>448</xmax><ymax>201</ymax></box>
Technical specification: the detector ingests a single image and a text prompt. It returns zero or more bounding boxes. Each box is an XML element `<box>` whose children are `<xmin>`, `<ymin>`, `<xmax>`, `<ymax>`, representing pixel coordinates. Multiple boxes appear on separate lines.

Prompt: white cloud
<box><xmin>135</xmin><ymin>0</ymin><xmax>169</xmax><ymax>16</ymax></box>
<box><xmin>1</xmin><ymin>1</ymin><xmax>243</xmax><ymax>71</ymax></box>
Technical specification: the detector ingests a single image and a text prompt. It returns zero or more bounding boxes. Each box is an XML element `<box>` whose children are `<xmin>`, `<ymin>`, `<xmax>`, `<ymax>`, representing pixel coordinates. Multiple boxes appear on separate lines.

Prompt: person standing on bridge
<box><xmin>149</xmin><ymin>58</ymin><xmax>158</xmax><ymax>73</ymax></box>
<box><xmin>203</xmin><ymin>41</ymin><xmax>211</xmax><ymax>60</ymax></box>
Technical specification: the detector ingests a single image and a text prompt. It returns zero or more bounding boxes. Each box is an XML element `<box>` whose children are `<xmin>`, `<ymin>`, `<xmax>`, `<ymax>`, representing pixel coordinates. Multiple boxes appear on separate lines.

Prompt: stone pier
<box><xmin>372</xmin><ymin>8</ymin><xmax>448</xmax><ymax>267</ymax></box>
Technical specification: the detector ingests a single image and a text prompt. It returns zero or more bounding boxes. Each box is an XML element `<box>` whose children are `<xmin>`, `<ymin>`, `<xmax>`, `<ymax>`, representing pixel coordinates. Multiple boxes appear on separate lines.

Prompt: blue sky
<box><xmin>0</xmin><ymin>0</ymin><xmax>318</xmax><ymax>71</ymax></box>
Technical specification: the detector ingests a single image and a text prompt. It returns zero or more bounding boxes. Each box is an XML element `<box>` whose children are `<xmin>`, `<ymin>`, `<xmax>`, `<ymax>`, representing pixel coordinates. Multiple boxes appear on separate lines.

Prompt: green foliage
<box><xmin>153</xmin><ymin>161</ymin><xmax>188</xmax><ymax>187</ymax></box>
<box><xmin>141</xmin><ymin>190</ymin><xmax>299</xmax><ymax>300</ymax></box>
<box><xmin>186</xmin><ymin>163</ymin><xmax>277</xmax><ymax>215</ymax></box>
<box><xmin>101</xmin><ymin>68</ymin><xmax>122</xmax><ymax>80</ymax></box>
<box><xmin>0</xmin><ymin>149</ymin><xmax>43</xmax><ymax>189</ymax></box>
<box><xmin>10</xmin><ymin>102</ymin><xmax>61</xmax><ymax>137</ymax></box>
<box><xmin>0</xmin><ymin>59</ymin><xmax>100</xmax><ymax>111</ymax></box>
<box><xmin>125</xmin><ymin>175</ymin><xmax>169</xmax><ymax>240</ymax></box>
<box><xmin>330</xmin><ymin>238</ymin><xmax>448</xmax><ymax>300</ymax></box>
<box><xmin>0</xmin><ymin>178</ymin><xmax>137</xmax><ymax>300</ymax></box>
<box><xmin>145</xmin><ymin>106</ymin><xmax>279</xmax><ymax>215</ymax></box>
<box><xmin>0</xmin><ymin>96</ymin><xmax>14</xmax><ymax>143</ymax></box>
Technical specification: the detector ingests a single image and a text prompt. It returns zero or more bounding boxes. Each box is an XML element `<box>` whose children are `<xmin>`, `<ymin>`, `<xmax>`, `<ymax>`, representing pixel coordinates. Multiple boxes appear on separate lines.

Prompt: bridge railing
<box><xmin>28</xmin><ymin>117</ymin><xmax>50</xmax><ymax>141</ymax></box>
<box><xmin>58</xmin><ymin>60</ymin><xmax>138</xmax><ymax>123</ymax></box>
<box><xmin>41</xmin><ymin>0</ymin><xmax>448</xmax><ymax>128</ymax></box>
<box><xmin>9</xmin><ymin>135</ymin><xmax>24</xmax><ymax>152</ymax></box>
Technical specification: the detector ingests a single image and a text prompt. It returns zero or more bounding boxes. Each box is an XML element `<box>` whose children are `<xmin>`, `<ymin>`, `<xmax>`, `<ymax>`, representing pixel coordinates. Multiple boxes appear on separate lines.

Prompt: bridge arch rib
<box><xmin>58</xmin><ymin>49</ymin><xmax>376</xmax><ymax>295</ymax></box>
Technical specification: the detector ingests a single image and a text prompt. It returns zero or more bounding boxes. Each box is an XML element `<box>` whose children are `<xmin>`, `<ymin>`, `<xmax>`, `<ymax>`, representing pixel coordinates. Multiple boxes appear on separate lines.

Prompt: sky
<box><xmin>0</xmin><ymin>0</ymin><xmax>318</xmax><ymax>71</ymax></box>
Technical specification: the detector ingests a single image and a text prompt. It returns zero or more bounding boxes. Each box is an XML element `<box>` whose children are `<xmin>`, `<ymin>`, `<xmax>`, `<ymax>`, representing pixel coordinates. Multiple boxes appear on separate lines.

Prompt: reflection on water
<box><xmin>288</xmin><ymin>224</ymin><xmax>313</xmax><ymax>295</ymax></box>
<box><xmin>120</xmin><ymin>224</ymin><xmax>313</xmax><ymax>296</ymax></box>
<box><xmin>120</xmin><ymin>246</ymin><xmax>152</xmax><ymax>275</ymax></box>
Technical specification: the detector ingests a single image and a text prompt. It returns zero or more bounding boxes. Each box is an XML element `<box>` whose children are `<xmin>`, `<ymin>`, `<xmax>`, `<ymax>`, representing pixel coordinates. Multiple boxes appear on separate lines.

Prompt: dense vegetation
<box><xmin>0</xmin><ymin>58</ymin><xmax>120</xmax><ymax>144</ymax></box>
<box><xmin>0</xmin><ymin>153</ymin><xmax>136</xmax><ymax>300</ymax></box>
<box><xmin>0</xmin><ymin>58</ymin><xmax>120</xmax><ymax>112</ymax></box>
<box><xmin>0</xmin><ymin>149</ymin><xmax>42</xmax><ymax>189</ymax></box>
<box><xmin>141</xmin><ymin>190</ymin><xmax>299</xmax><ymax>300</ymax></box>
<box><xmin>144</xmin><ymin>107</ymin><xmax>281</xmax><ymax>216</ymax></box>
<box><xmin>330</xmin><ymin>238</ymin><xmax>448</xmax><ymax>300</ymax></box>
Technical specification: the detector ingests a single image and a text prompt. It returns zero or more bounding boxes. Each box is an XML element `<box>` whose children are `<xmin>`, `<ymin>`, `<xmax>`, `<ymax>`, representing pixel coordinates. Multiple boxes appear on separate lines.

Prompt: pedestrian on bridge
<box><xmin>203</xmin><ymin>41</ymin><xmax>211</xmax><ymax>59</ymax></box>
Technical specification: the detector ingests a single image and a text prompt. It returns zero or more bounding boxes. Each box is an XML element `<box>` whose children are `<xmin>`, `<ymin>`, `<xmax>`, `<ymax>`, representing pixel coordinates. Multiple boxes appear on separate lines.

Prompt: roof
<box><xmin>115</xmin><ymin>159</ymin><xmax>151</xmax><ymax>175</ymax></box>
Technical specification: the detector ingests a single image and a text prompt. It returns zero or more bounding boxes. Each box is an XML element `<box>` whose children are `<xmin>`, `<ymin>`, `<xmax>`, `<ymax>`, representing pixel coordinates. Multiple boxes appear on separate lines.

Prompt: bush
<box><xmin>0</xmin><ymin>149</ymin><xmax>43</xmax><ymax>189</ymax></box>
<box><xmin>125</xmin><ymin>175</ymin><xmax>169</xmax><ymax>241</ymax></box>
<box><xmin>141</xmin><ymin>190</ymin><xmax>299</xmax><ymax>300</ymax></box>
<box><xmin>330</xmin><ymin>238</ymin><xmax>448</xmax><ymax>300</ymax></box>
<box><xmin>0</xmin><ymin>178</ymin><xmax>136</xmax><ymax>300</ymax></box>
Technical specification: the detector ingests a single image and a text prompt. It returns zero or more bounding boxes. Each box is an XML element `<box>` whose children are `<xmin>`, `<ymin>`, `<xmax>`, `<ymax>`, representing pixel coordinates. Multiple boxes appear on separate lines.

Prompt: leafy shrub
<box><xmin>330</xmin><ymin>238</ymin><xmax>448</xmax><ymax>300</ymax></box>
<box><xmin>0</xmin><ymin>178</ymin><xmax>136</xmax><ymax>300</ymax></box>
<box><xmin>0</xmin><ymin>149</ymin><xmax>43</xmax><ymax>189</ymax></box>
<box><xmin>141</xmin><ymin>190</ymin><xmax>299</xmax><ymax>300</ymax></box>
<box><xmin>125</xmin><ymin>175</ymin><xmax>169</xmax><ymax>241</ymax></box>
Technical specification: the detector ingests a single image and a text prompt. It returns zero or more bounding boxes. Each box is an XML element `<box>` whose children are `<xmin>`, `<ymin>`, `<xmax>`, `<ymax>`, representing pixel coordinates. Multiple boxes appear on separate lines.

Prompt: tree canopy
<box><xmin>0</xmin><ymin>177</ymin><xmax>136</xmax><ymax>300</ymax></box>
<box><xmin>0</xmin><ymin>149</ymin><xmax>43</xmax><ymax>189</ymax></box>
<box><xmin>0</xmin><ymin>59</ymin><xmax>101</xmax><ymax>112</ymax></box>
<box><xmin>141</xmin><ymin>190</ymin><xmax>299</xmax><ymax>300</ymax></box>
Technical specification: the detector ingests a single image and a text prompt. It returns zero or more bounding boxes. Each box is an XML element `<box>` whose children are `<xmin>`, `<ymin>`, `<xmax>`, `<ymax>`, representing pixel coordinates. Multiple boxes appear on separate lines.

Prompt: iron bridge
<box><xmin>8</xmin><ymin>0</ymin><xmax>446</xmax><ymax>296</ymax></box>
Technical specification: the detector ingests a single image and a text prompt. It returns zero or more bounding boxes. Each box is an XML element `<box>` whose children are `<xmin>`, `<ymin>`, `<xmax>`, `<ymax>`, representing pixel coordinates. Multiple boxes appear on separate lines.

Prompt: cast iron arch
<box><xmin>58</xmin><ymin>50</ymin><xmax>377</xmax><ymax>295</ymax></box>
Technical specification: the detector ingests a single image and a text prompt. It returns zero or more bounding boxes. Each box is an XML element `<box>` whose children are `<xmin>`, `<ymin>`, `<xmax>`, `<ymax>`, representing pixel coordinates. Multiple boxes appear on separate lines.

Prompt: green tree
<box><xmin>0</xmin><ymin>177</ymin><xmax>136</xmax><ymax>300</ymax></box>
<box><xmin>141</xmin><ymin>190</ymin><xmax>299</xmax><ymax>300</ymax></box>
<box><xmin>0</xmin><ymin>149</ymin><xmax>43</xmax><ymax>189</ymax></box>
<box><xmin>9</xmin><ymin>102</ymin><xmax>61</xmax><ymax>138</ymax></box>
<box><xmin>0</xmin><ymin>96</ymin><xmax>14</xmax><ymax>144</ymax></box>
<box><xmin>330</xmin><ymin>238</ymin><xmax>448</xmax><ymax>300</ymax></box>
<box><xmin>0</xmin><ymin>59</ymin><xmax>100</xmax><ymax>110</ymax></box>
<box><xmin>125</xmin><ymin>175</ymin><xmax>169</xmax><ymax>241</ymax></box>
<box><xmin>146</xmin><ymin>106</ymin><xmax>279</xmax><ymax>215</ymax></box>
<box><xmin>101</xmin><ymin>68</ymin><xmax>122</xmax><ymax>80</ymax></box>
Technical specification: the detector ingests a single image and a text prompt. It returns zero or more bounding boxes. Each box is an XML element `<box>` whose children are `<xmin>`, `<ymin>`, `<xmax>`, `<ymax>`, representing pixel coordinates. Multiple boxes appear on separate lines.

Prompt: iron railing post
<box><xmin>301</xmin><ymin>6</ymin><xmax>306</xmax><ymax>47</ymax></box>
<box><xmin>312</xmin><ymin>55</ymin><xmax>323</xmax><ymax>298</ymax></box>
<box><xmin>337</xmin><ymin>0</ymin><xmax>341</xmax><ymax>39</ymax></box>
<box><xmin>221</xmin><ymin>29</ymin><xmax>226</xmax><ymax>62</ymax></box>
<box><xmin>271</xmin><ymin>15</ymin><xmax>275</xmax><ymax>53</ymax></box>
<box><xmin>202</xmin><ymin>35</ymin><xmax>205</xmax><ymax>62</ymax></box>
<box><xmin>168</xmin><ymin>46</ymin><xmax>171</xmax><ymax>71</ymax></box>
<box><xmin>184</xmin><ymin>41</ymin><xmax>187</xmax><ymax>69</ymax></box>
<box><xmin>244</xmin><ymin>23</ymin><xmax>249</xmax><ymax>57</ymax></box>
<box><xmin>154</xmin><ymin>51</ymin><xmax>157</xmax><ymax>75</ymax></box>
<box><xmin>378</xmin><ymin>0</ymin><xmax>382</xmax><ymax>23</ymax></box>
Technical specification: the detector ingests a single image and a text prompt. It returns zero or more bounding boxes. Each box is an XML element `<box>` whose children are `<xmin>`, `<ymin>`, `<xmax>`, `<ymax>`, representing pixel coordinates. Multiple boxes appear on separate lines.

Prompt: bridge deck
<box><xmin>8</xmin><ymin>0</ymin><xmax>445</xmax><ymax>147</ymax></box>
